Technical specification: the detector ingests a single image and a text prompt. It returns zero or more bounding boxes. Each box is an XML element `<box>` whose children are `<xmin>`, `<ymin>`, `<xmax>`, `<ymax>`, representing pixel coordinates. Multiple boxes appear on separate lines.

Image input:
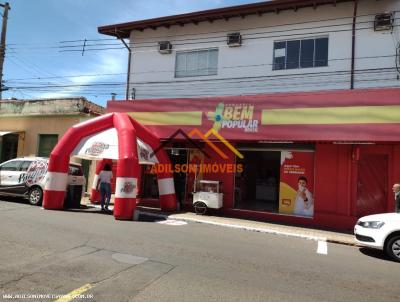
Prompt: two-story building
<box><xmin>98</xmin><ymin>0</ymin><xmax>400</xmax><ymax>230</ymax></box>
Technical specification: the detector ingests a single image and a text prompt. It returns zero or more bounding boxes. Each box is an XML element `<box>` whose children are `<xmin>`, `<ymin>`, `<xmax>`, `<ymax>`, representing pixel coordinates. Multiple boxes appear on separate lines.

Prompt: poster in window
<box><xmin>279</xmin><ymin>151</ymin><xmax>314</xmax><ymax>217</ymax></box>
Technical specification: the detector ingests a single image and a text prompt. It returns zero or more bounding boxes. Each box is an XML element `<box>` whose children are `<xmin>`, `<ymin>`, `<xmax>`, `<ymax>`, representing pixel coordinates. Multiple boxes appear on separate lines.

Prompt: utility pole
<box><xmin>0</xmin><ymin>2</ymin><xmax>10</xmax><ymax>100</ymax></box>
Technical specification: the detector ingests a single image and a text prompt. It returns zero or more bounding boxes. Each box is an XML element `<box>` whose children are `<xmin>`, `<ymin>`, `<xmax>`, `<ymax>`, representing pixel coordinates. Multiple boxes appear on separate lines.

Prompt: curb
<box><xmin>137</xmin><ymin>210</ymin><xmax>358</xmax><ymax>247</ymax></box>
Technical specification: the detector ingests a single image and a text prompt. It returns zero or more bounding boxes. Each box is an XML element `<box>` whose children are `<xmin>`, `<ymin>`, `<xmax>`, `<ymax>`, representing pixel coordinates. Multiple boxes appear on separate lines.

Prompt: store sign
<box><xmin>279</xmin><ymin>151</ymin><xmax>314</xmax><ymax>217</ymax></box>
<box><xmin>208</xmin><ymin>102</ymin><xmax>259</xmax><ymax>133</ymax></box>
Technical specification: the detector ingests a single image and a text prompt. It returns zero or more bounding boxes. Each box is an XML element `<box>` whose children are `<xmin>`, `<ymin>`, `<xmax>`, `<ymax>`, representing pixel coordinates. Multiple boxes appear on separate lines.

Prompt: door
<box><xmin>1</xmin><ymin>134</ymin><xmax>18</xmax><ymax>163</ymax></box>
<box><xmin>356</xmin><ymin>154</ymin><xmax>388</xmax><ymax>217</ymax></box>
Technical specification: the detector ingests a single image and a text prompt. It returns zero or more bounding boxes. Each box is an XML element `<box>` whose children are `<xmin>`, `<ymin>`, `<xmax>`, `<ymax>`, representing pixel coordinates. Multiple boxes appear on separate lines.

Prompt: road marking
<box><xmin>55</xmin><ymin>283</ymin><xmax>93</xmax><ymax>302</ymax></box>
<box><xmin>156</xmin><ymin>219</ymin><xmax>188</xmax><ymax>226</ymax></box>
<box><xmin>317</xmin><ymin>240</ymin><xmax>328</xmax><ymax>255</ymax></box>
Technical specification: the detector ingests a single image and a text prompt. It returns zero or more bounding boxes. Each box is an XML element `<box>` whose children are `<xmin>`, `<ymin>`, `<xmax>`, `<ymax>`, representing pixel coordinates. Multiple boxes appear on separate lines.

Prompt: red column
<box><xmin>43</xmin><ymin>153</ymin><xmax>69</xmax><ymax>209</ymax></box>
<box><xmin>113</xmin><ymin>113</ymin><xmax>140</xmax><ymax>220</ymax></box>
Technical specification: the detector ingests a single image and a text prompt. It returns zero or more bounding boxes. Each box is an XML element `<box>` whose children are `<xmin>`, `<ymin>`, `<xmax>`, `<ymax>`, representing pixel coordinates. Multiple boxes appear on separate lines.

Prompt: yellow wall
<box><xmin>0</xmin><ymin>115</ymin><xmax>84</xmax><ymax>157</ymax></box>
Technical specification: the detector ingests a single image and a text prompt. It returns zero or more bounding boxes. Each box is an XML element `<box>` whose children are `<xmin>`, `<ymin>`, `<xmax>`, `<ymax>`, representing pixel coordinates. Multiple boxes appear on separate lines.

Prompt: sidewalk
<box><xmin>136</xmin><ymin>207</ymin><xmax>357</xmax><ymax>246</ymax></box>
<box><xmin>81</xmin><ymin>196</ymin><xmax>357</xmax><ymax>246</ymax></box>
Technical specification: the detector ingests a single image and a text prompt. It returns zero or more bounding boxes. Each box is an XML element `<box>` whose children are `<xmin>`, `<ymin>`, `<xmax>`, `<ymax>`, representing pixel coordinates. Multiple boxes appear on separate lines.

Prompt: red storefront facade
<box><xmin>108</xmin><ymin>88</ymin><xmax>400</xmax><ymax>231</ymax></box>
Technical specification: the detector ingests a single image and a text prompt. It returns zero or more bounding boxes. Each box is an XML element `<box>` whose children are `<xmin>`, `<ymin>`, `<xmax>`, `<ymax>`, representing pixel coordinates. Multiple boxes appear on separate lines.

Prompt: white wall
<box><xmin>128</xmin><ymin>0</ymin><xmax>400</xmax><ymax>99</ymax></box>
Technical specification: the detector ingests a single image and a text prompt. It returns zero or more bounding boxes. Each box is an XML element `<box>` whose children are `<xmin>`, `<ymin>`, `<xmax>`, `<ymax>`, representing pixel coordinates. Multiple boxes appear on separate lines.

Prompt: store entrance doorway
<box><xmin>168</xmin><ymin>149</ymin><xmax>188</xmax><ymax>210</ymax></box>
<box><xmin>356</xmin><ymin>153</ymin><xmax>388</xmax><ymax>217</ymax></box>
<box><xmin>235</xmin><ymin>150</ymin><xmax>280</xmax><ymax>212</ymax></box>
<box><xmin>1</xmin><ymin>134</ymin><xmax>18</xmax><ymax>163</ymax></box>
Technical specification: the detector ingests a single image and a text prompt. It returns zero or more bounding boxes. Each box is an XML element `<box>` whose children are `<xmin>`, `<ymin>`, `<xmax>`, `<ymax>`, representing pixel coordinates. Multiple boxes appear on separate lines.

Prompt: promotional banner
<box><xmin>71</xmin><ymin>128</ymin><xmax>157</xmax><ymax>164</ymax></box>
<box><xmin>279</xmin><ymin>151</ymin><xmax>314</xmax><ymax>217</ymax></box>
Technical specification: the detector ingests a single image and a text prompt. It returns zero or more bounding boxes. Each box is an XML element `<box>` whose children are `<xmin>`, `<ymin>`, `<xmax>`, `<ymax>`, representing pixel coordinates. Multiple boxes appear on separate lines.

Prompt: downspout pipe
<box><xmin>350</xmin><ymin>0</ymin><xmax>358</xmax><ymax>89</ymax></box>
<box><xmin>116</xmin><ymin>30</ymin><xmax>132</xmax><ymax>100</ymax></box>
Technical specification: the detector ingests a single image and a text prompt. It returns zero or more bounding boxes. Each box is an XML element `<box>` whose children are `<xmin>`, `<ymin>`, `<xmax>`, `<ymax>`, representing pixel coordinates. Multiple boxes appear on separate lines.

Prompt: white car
<box><xmin>0</xmin><ymin>157</ymin><xmax>85</xmax><ymax>206</ymax></box>
<box><xmin>354</xmin><ymin>213</ymin><xmax>400</xmax><ymax>262</ymax></box>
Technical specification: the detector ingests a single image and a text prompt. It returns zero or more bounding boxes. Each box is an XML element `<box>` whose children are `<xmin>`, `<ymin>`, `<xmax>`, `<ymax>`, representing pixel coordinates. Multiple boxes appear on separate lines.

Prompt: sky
<box><xmin>3</xmin><ymin>0</ymin><xmax>265</xmax><ymax>107</ymax></box>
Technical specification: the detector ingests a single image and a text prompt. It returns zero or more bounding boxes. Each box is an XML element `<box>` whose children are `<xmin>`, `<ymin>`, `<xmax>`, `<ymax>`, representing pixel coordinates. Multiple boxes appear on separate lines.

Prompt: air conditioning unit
<box><xmin>158</xmin><ymin>41</ymin><xmax>172</xmax><ymax>54</ymax></box>
<box><xmin>227</xmin><ymin>32</ymin><xmax>242</xmax><ymax>47</ymax></box>
<box><xmin>374</xmin><ymin>13</ymin><xmax>394</xmax><ymax>31</ymax></box>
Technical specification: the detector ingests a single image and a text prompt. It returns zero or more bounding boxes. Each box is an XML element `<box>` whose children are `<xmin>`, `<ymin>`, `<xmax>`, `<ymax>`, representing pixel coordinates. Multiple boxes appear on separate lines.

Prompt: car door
<box><xmin>16</xmin><ymin>160</ymin><xmax>34</xmax><ymax>195</ymax></box>
<box><xmin>0</xmin><ymin>160</ymin><xmax>25</xmax><ymax>195</ymax></box>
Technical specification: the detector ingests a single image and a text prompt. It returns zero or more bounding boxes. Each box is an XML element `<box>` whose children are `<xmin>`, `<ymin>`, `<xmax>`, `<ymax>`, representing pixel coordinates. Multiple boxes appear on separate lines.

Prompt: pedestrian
<box><xmin>392</xmin><ymin>183</ymin><xmax>400</xmax><ymax>213</ymax></box>
<box><xmin>97</xmin><ymin>164</ymin><xmax>113</xmax><ymax>211</ymax></box>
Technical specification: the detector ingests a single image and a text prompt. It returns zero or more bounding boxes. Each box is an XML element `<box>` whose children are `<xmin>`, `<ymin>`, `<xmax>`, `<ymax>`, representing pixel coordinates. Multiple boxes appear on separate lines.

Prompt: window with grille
<box><xmin>175</xmin><ymin>48</ymin><xmax>218</xmax><ymax>78</ymax></box>
<box><xmin>273</xmin><ymin>37</ymin><xmax>329</xmax><ymax>70</ymax></box>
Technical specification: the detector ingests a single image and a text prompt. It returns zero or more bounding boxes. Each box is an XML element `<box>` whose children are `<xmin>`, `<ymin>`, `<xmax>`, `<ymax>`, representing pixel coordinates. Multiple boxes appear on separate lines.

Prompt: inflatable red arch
<box><xmin>43</xmin><ymin>112</ymin><xmax>177</xmax><ymax>220</ymax></box>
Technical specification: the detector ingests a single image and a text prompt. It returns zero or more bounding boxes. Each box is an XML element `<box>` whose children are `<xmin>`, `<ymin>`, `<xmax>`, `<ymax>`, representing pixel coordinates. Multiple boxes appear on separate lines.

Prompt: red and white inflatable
<box><xmin>43</xmin><ymin>112</ymin><xmax>177</xmax><ymax>220</ymax></box>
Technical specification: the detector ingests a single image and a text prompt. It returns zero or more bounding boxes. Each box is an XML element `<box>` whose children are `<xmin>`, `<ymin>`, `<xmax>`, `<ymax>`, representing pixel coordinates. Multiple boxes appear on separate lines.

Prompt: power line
<box><xmin>5</xmin><ymin>16</ymin><xmax>400</xmax><ymax>54</ymax></box>
<box><xmin>6</xmin><ymin>11</ymin><xmax>395</xmax><ymax>49</ymax></box>
<box><xmin>3</xmin><ymin>53</ymin><xmax>397</xmax><ymax>84</ymax></box>
<box><xmin>7</xmin><ymin>68</ymin><xmax>397</xmax><ymax>90</ymax></box>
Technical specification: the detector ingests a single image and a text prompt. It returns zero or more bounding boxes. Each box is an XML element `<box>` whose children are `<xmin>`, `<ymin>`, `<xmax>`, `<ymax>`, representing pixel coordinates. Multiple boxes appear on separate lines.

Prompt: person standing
<box><xmin>97</xmin><ymin>164</ymin><xmax>113</xmax><ymax>211</ymax></box>
<box><xmin>392</xmin><ymin>183</ymin><xmax>400</xmax><ymax>213</ymax></box>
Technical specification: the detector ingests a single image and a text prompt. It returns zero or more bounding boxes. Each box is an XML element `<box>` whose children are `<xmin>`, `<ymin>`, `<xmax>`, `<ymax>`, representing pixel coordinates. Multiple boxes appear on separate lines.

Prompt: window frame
<box><xmin>174</xmin><ymin>48</ymin><xmax>219</xmax><ymax>78</ymax></box>
<box><xmin>272</xmin><ymin>36</ymin><xmax>329</xmax><ymax>71</ymax></box>
<box><xmin>37</xmin><ymin>134</ymin><xmax>59</xmax><ymax>158</ymax></box>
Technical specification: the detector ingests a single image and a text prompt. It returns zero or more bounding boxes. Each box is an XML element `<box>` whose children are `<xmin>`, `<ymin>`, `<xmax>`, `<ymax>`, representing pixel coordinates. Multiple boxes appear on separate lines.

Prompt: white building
<box><xmin>99</xmin><ymin>0</ymin><xmax>400</xmax><ymax>99</ymax></box>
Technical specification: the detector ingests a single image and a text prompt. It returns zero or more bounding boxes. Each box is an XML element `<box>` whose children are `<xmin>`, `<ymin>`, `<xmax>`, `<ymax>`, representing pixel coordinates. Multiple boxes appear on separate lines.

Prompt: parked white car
<box><xmin>0</xmin><ymin>157</ymin><xmax>85</xmax><ymax>206</ymax></box>
<box><xmin>354</xmin><ymin>213</ymin><xmax>400</xmax><ymax>262</ymax></box>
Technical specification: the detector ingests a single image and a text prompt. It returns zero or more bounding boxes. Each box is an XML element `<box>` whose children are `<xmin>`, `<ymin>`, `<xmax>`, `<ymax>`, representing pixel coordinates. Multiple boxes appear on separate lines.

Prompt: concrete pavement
<box><xmin>83</xmin><ymin>196</ymin><xmax>356</xmax><ymax>246</ymax></box>
<box><xmin>0</xmin><ymin>198</ymin><xmax>399</xmax><ymax>302</ymax></box>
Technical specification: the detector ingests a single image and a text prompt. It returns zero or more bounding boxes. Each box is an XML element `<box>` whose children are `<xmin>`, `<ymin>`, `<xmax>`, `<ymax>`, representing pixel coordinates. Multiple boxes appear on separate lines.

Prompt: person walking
<box><xmin>97</xmin><ymin>164</ymin><xmax>113</xmax><ymax>211</ymax></box>
<box><xmin>392</xmin><ymin>183</ymin><xmax>400</xmax><ymax>213</ymax></box>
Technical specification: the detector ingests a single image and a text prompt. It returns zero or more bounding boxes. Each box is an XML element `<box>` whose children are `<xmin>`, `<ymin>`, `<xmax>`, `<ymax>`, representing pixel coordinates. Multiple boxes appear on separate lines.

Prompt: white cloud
<box><xmin>37</xmin><ymin>49</ymin><xmax>127</xmax><ymax>100</ymax></box>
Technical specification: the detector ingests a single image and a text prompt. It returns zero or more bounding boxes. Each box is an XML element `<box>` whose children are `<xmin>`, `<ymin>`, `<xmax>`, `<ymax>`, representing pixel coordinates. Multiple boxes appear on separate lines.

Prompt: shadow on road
<box><xmin>358</xmin><ymin>247</ymin><xmax>397</xmax><ymax>263</ymax></box>
<box><xmin>64</xmin><ymin>207</ymin><xmax>167</xmax><ymax>222</ymax></box>
<box><xmin>0</xmin><ymin>196</ymin><xmax>29</xmax><ymax>204</ymax></box>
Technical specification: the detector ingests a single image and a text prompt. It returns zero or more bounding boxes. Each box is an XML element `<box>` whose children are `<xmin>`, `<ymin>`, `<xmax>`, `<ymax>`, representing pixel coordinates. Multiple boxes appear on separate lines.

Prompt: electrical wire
<box><xmin>3</xmin><ymin>53</ymin><xmax>397</xmax><ymax>84</ymax></box>
<box><xmin>5</xmin><ymin>16</ymin><xmax>400</xmax><ymax>54</ymax></box>
<box><xmin>7</xmin><ymin>68</ymin><xmax>398</xmax><ymax>91</ymax></box>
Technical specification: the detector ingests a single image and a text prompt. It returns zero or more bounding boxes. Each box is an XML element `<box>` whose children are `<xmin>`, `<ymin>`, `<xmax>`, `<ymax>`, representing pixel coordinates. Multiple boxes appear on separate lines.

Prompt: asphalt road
<box><xmin>0</xmin><ymin>198</ymin><xmax>399</xmax><ymax>302</ymax></box>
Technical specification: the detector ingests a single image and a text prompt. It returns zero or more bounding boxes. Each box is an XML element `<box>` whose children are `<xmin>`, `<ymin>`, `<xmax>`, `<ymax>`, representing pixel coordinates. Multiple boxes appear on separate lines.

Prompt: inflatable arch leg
<box><xmin>113</xmin><ymin>113</ymin><xmax>140</xmax><ymax>220</ymax></box>
<box><xmin>44</xmin><ymin>154</ymin><xmax>70</xmax><ymax>209</ymax></box>
<box><xmin>156</xmin><ymin>152</ymin><xmax>177</xmax><ymax>212</ymax></box>
<box><xmin>128</xmin><ymin>117</ymin><xmax>177</xmax><ymax>211</ymax></box>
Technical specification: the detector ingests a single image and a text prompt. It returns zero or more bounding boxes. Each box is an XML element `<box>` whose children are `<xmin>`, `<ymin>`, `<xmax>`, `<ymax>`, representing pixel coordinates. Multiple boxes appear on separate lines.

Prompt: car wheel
<box><xmin>194</xmin><ymin>201</ymin><xmax>207</xmax><ymax>215</ymax></box>
<box><xmin>385</xmin><ymin>235</ymin><xmax>400</xmax><ymax>262</ymax></box>
<box><xmin>29</xmin><ymin>187</ymin><xmax>43</xmax><ymax>206</ymax></box>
